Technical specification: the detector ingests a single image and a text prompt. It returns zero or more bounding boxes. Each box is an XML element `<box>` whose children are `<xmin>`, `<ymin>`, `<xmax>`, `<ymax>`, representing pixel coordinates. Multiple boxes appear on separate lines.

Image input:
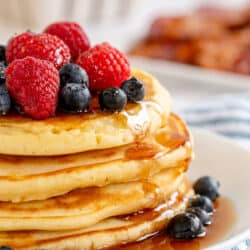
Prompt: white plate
<box><xmin>130</xmin><ymin>57</ymin><xmax>250</xmax><ymax>105</ymax></box>
<box><xmin>130</xmin><ymin>57</ymin><xmax>250</xmax><ymax>90</ymax></box>
<box><xmin>190</xmin><ymin>128</ymin><xmax>250</xmax><ymax>250</ymax></box>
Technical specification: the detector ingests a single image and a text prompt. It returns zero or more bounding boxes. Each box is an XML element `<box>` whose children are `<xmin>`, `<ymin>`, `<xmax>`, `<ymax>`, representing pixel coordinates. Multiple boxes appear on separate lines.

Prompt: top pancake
<box><xmin>0</xmin><ymin>69</ymin><xmax>172</xmax><ymax>156</ymax></box>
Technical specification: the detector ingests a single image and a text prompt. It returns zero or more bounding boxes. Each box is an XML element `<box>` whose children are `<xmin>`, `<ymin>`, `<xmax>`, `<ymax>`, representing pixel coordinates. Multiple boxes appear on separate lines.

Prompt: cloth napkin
<box><xmin>177</xmin><ymin>93</ymin><xmax>250</xmax><ymax>150</ymax></box>
<box><xmin>177</xmin><ymin>93</ymin><xmax>250</xmax><ymax>250</ymax></box>
<box><xmin>231</xmin><ymin>239</ymin><xmax>250</xmax><ymax>250</ymax></box>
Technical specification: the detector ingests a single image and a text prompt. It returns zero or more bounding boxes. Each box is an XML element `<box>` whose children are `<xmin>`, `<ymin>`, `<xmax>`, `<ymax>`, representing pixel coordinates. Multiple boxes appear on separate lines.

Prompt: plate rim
<box><xmin>130</xmin><ymin>56</ymin><xmax>250</xmax><ymax>91</ymax></box>
<box><xmin>191</xmin><ymin>128</ymin><xmax>250</xmax><ymax>250</ymax></box>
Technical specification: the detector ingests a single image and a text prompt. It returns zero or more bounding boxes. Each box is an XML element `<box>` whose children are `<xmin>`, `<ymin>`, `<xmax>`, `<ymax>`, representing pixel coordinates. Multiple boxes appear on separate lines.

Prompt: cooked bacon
<box><xmin>129</xmin><ymin>6</ymin><xmax>250</xmax><ymax>75</ymax></box>
<box><xmin>148</xmin><ymin>15</ymin><xmax>226</xmax><ymax>41</ymax></box>
<box><xmin>130</xmin><ymin>40</ymin><xmax>195</xmax><ymax>63</ymax></box>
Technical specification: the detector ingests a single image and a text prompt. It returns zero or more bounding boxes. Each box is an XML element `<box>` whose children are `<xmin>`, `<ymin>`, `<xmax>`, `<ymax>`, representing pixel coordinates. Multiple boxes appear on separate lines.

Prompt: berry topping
<box><xmin>59</xmin><ymin>63</ymin><xmax>89</xmax><ymax>88</ymax></box>
<box><xmin>6</xmin><ymin>57</ymin><xmax>59</xmax><ymax>120</ymax></box>
<box><xmin>99</xmin><ymin>87</ymin><xmax>127</xmax><ymax>112</ymax></box>
<box><xmin>121</xmin><ymin>77</ymin><xmax>145</xmax><ymax>102</ymax></box>
<box><xmin>76</xmin><ymin>42</ymin><xmax>131</xmax><ymax>92</ymax></box>
<box><xmin>44</xmin><ymin>21</ymin><xmax>90</xmax><ymax>59</ymax></box>
<box><xmin>188</xmin><ymin>195</ymin><xmax>214</xmax><ymax>214</ymax></box>
<box><xmin>13</xmin><ymin>102</ymin><xmax>25</xmax><ymax>115</ymax></box>
<box><xmin>186</xmin><ymin>207</ymin><xmax>211</xmax><ymax>226</ymax></box>
<box><xmin>6</xmin><ymin>33</ymin><xmax>70</xmax><ymax>69</ymax></box>
<box><xmin>0</xmin><ymin>247</ymin><xmax>12</xmax><ymax>250</ymax></box>
<box><xmin>167</xmin><ymin>212</ymin><xmax>205</xmax><ymax>240</ymax></box>
<box><xmin>0</xmin><ymin>62</ymin><xmax>5</xmax><ymax>84</ymax></box>
<box><xmin>59</xmin><ymin>83</ymin><xmax>91</xmax><ymax>113</ymax></box>
<box><xmin>0</xmin><ymin>84</ymin><xmax>11</xmax><ymax>115</ymax></box>
<box><xmin>0</xmin><ymin>45</ymin><xmax>6</xmax><ymax>63</ymax></box>
<box><xmin>5</xmin><ymin>32</ymin><xmax>33</xmax><ymax>63</ymax></box>
<box><xmin>194</xmin><ymin>176</ymin><xmax>220</xmax><ymax>201</ymax></box>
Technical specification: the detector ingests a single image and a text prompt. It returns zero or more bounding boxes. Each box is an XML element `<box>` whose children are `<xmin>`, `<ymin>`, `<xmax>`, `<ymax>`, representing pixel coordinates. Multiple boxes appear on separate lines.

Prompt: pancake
<box><xmin>0</xmin><ymin>113</ymin><xmax>192</xmax><ymax>202</ymax></box>
<box><xmin>0</xmin><ymin>69</ymin><xmax>172</xmax><ymax>156</ymax></box>
<box><xmin>0</xmin><ymin>165</ymin><xmax>186</xmax><ymax>231</ymax></box>
<box><xmin>0</xmin><ymin>177</ymin><xmax>192</xmax><ymax>250</ymax></box>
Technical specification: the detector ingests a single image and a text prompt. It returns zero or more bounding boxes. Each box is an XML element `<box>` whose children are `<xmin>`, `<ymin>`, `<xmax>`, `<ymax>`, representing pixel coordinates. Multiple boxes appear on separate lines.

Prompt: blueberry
<box><xmin>13</xmin><ymin>102</ymin><xmax>25</xmax><ymax>115</ymax></box>
<box><xmin>59</xmin><ymin>63</ymin><xmax>89</xmax><ymax>88</ymax></box>
<box><xmin>194</xmin><ymin>176</ymin><xmax>220</xmax><ymax>201</ymax></box>
<box><xmin>59</xmin><ymin>83</ymin><xmax>91</xmax><ymax>113</ymax></box>
<box><xmin>121</xmin><ymin>77</ymin><xmax>145</xmax><ymax>102</ymax></box>
<box><xmin>0</xmin><ymin>246</ymin><xmax>12</xmax><ymax>250</ymax></box>
<box><xmin>0</xmin><ymin>62</ymin><xmax>5</xmax><ymax>84</ymax></box>
<box><xmin>0</xmin><ymin>85</ymin><xmax>11</xmax><ymax>115</ymax></box>
<box><xmin>167</xmin><ymin>212</ymin><xmax>205</xmax><ymax>240</ymax></box>
<box><xmin>188</xmin><ymin>195</ymin><xmax>214</xmax><ymax>214</ymax></box>
<box><xmin>99</xmin><ymin>87</ymin><xmax>127</xmax><ymax>112</ymax></box>
<box><xmin>0</xmin><ymin>45</ymin><xmax>6</xmax><ymax>63</ymax></box>
<box><xmin>186</xmin><ymin>207</ymin><xmax>211</xmax><ymax>226</ymax></box>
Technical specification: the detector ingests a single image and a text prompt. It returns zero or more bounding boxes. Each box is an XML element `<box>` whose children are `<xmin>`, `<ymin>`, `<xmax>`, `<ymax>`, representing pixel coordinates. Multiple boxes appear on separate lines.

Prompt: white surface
<box><xmin>189</xmin><ymin>129</ymin><xmax>250</xmax><ymax>250</ymax></box>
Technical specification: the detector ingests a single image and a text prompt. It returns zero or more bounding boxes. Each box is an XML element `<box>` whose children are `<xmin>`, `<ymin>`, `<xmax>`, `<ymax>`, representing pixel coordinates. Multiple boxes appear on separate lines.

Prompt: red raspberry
<box><xmin>6</xmin><ymin>33</ymin><xmax>70</xmax><ymax>69</ymax></box>
<box><xmin>76</xmin><ymin>42</ymin><xmax>131</xmax><ymax>92</ymax></box>
<box><xmin>5</xmin><ymin>32</ymin><xmax>33</xmax><ymax>63</ymax></box>
<box><xmin>6</xmin><ymin>57</ymin><xmax>60</xmax><ymax>120</ymax></box>
<box><xmin>44</xmin><ymin>21</ymin><xmax>90</xmax><ymax>60</ymax></box>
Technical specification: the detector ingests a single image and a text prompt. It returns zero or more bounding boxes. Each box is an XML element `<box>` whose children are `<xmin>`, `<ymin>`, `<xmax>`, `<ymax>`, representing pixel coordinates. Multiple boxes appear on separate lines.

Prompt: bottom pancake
<box><xmin>0</xmin><ymin>163</ymin><xmax>188</xmax><ymax>231</ymax></box>
<box><xmin>0</xmin><ymin>178</ymin><xmax>192</xmax><ymax>250</ymax></box>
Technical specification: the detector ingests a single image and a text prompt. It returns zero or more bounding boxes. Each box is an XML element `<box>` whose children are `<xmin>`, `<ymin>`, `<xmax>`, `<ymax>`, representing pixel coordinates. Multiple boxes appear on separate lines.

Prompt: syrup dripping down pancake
<box><xmin>0</xmin><ymin>113</ymin><xmax>192</xmax><ymax>202</ymax></box>
<box><xmin>0</xmin><ymin>69</ymin><xmax>172</xmax><ymax>156</ymax></box>
<box><xmin>0</xmin><ymin>178</ymin><xmax>192</xmax><ymax>250</ymax></box>
<box><xmin>0</xmin><ymin>165</ymin><xmax>187</xmax><ymax>231</ymax></box>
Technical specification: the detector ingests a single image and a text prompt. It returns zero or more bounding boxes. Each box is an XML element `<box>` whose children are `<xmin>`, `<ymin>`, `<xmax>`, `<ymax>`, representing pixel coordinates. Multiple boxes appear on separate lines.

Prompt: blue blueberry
<box><xmin>0</xmin><ymin>45</ymin><xmax>6</xmax><ymax>63</ymax></box>
<box><xmin>194</xmin><ymin>176</ymin><xmax>220</xmax><ymax>201</ymax></box>
<box><xmin>186</xmin><ymin>207</ymin><xmax>211</xmax><ymax>226</ymax></box>
<box><xmin>59</xmin><ymin>83</ymin><xmax>91</xmax><ymax>113</ymax></box>
<box><xmin>121</xmin><ymin>77</ymin><xmax>145</xmax><ymax>102</ymax></box>
<box><xmin>0</xmin><ymin>62</ymin><xmax>5</xmax><ymax>84</ymax></box>
<box><xmin>167</xmin><ymin>212</ymin><xmax>205</xmax><ymax>240</ymax></box>
<box><xmin>99</xmin><ymin>87</ymin><xmax>127</xmax><ymax>112</ymax></box>
<box><xmin>0</xmin><ymin>246</ymin><xmax>12</xmax><ymax>250</ymax></box>
<box><xmin>0</xmin><ymin>84</ymin><xmax>11</xmax><ymax>115</ymax></box>
<box><xmin>59</xmin><ymin>63</ymin><xmax>89</xmax><ymax>88</ymax></box>
<box><xmin>188</xmin><ymin>195</ymin><xmax>214</xmax><ymax>214</ymax></box>
<box><xmin>13</xmin><ymin>102</ymin><xmax>25</xmax><ymax>115</ymax></box>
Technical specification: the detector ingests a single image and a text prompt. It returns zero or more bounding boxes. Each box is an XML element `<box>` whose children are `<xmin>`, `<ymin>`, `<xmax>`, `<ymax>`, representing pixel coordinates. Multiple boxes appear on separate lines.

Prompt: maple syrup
<box><xmin>112</xmin><ymin>196</ymin><xmax>236</xmax><ymax>250</ymax></box>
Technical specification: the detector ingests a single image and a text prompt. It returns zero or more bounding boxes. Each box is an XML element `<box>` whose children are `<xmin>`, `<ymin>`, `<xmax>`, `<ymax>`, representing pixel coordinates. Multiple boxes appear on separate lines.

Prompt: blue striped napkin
<box><xmin>231</xmin><ymin>239</ymin><xmax>250</xmax><ymax>250</ymax></box>
<box><xmin>176</xmin><ymin>93</ymin><xmax>250</xmax><ymax>249</ymax></box>
<box><xmin>177</xmin><ymin>93</ymin><xmax>250</xmax><ymax>150</ymax></box>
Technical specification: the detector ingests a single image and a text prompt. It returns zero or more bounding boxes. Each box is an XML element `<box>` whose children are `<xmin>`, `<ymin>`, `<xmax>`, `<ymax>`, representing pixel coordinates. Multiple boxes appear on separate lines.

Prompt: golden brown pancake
<box><xmin>0</xmin><ymin>68</ymin><xmax>195</xmax><ymax>250</ymax></box>
<box><xmin>0</xmin><ymin>69</ymin><xmax>172</xmax><ymax>156</ymax></box>
<box><xmin>0</xmin><ymin>113</ymin><xmax>192</xmax><ymax>202</ymax></box>
<box><xmin>0</xmin><ymin>178</ymin><xmax>192</xmax><ymax>250</ymax></box>
<box><xmin>0</xmin><ymin>165</ymin><xmax>186</xmax><ymax>231</ymax></box>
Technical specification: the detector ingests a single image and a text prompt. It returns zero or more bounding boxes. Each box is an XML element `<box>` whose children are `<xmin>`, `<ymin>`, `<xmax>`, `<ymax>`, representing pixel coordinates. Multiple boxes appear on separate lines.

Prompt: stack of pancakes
<box><xmin>0</xmin><ymin>69</ymin><xmax>193</xmax><ymax>250</ymax></box>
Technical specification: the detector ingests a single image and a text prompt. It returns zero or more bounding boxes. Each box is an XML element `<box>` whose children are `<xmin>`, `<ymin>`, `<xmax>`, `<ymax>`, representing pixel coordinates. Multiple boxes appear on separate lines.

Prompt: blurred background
<box><xmin>0</xmin><ymin>0</ymin><xmax>249</xmax><ymax>48</ymax></box>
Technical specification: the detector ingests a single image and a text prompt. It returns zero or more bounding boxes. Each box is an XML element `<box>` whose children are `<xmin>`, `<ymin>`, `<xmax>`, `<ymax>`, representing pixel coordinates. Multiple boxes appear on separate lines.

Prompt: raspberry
<box><xmin>44</xmin><ymin>21</ymin><xmax>90</xmax><ymax>60</ymax></box>
<box><xmin>76</xmin><ymin>42</ymin><xmax>131</xmax><ymax>92</ymax></box>
<box><xmin>6</xmin><ymin>57</ymin><xmax>59</xmax><ymax>120</ymax></box>
<box><xmin>6</xmin><ymin>33</ymin><xmax>70</xmax><ymax>69</ymax></box>
<box><xmin>5</xmin><ymin>32</ymin><xmax>33</xmax><ymax>63</ymax></box>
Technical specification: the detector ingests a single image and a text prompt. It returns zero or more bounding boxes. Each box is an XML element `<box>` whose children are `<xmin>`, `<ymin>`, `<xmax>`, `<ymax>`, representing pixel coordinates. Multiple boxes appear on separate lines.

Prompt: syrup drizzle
<box><xmin>112</xmin><ymin>197</ymin><xmax>237</xmax><ymax>250</ymax></box>
<box><xmin>121</xmin><ymin>101</ymin><xmax>166</xmax><ymax>138</ymax></box>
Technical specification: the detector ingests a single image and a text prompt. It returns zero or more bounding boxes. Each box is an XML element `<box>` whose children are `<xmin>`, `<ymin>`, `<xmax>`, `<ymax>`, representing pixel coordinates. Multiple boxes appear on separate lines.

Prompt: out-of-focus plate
<box><xmin>130</xmin><ymin>57</ymin><xmax>250</xmax><ymax>90</ymax></box>
<box><xmin>130</xmin><ymin>57</ymin><xmax>250</xmax><ymax>105</ymax></box>
<box><xmin>190</xmin><ymin>128</ymin><xmax>250</xmax><ymax>250</ymax></box>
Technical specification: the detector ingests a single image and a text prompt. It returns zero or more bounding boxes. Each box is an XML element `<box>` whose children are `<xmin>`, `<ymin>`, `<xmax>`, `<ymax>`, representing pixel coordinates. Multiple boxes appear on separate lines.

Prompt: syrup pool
<box><xmin>112</xmin><ymin>196</ymin><xmax>237</xmax><ymax>250</ymax></box>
